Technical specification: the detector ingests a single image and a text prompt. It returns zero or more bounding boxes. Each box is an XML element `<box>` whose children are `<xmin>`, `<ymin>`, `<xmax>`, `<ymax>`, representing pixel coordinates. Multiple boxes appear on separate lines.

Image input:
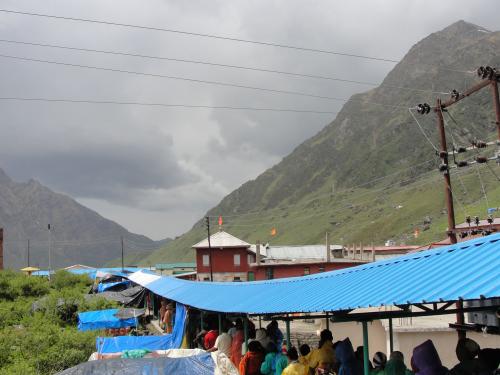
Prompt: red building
<box><xmin>193</xmin><ymin>231</ymin><xmax>418</xmax><ymax>282</ymax></box>
<box><xmin>193</xmin><ymin>231</ymin><xmax>255</xmax><ymax>282</ymax></box>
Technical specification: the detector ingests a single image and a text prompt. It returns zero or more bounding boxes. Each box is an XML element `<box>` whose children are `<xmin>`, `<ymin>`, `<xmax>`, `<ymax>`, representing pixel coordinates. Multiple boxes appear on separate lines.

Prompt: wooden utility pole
<box><xmin>205</xmin><ymin>217</ymin><xmax>213</xmax><ymax>282</ymax></box>
<box><xmin>436</xmin><ymin>98</ymin><xmax>457</xmax><ymax>244</ymax></box>
<box><xmin>491</xmin><ymin>79</ymin><xmax>500</xmax><ymax>140</ymax></box>
<box><xmin>27</xmin><ymin>239</ymin><xmax>30</xmax><ymax>267</ymax></box>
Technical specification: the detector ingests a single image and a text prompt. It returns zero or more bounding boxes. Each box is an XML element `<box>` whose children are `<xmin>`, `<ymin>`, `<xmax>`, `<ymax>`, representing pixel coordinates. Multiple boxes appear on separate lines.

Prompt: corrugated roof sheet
<box><xmin>192</xmin><ymin>231</ymin><xmax>251</xmax><ymax>248</ymax></box>
<box><xmin>155</xmin><ymin>262</ymin><xmax>196</xmax><ymax>270</ymax></box>
<box><xmin>130</xmin><ymin>234</ymin><xmax>500</xmax><ymax>315</ymax></box>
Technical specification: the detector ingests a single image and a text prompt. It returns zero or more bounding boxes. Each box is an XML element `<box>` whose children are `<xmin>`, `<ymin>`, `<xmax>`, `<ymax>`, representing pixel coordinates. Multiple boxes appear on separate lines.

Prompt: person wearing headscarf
<box><xmin>450</xmin><ymin>338</ymin><xmax>486</xmax><ymax>375</ymax></box>
<box><xmin>411</xmin><ymin>340</ymin><xmax>448</xmax><ymax>375</ymax></box>
<box><xmin>336</xmin><ymin>338</ymin><xmax>361</xmax><ymax>375</ymax></box>
<box><xmin>371</xmin><ymin>352</ymin><xmax>387</xmax><ymax>375</ymax></box>
<box><xmin>254</xmin><ymin>328</ymin><xmax>272</xmax><ymax>351</ymax></box>
<box><xmin>299</xmin><ymin>344</ymin><xmax>311</xmax><ymax>369</ymax></box>
<box><xmin>261</xmin><ymin>342</ymin><xmax>289</xmax><ymax>375</ymax></box>
<box><xmin>230</xmin><ymin>319</ymin><xmax>245</xmax><ymax>367</ymax></box>
<box><xmin>385</xmin><ymin>351</ymin><xmax>413</xmax><ymax>375</ymax></box>
<box><xmin>267</xmin><ymin>320</ymin><xmax>284</xmax><ymax>349</ymax></box>
<box><xmin>239</xmin><ymin>341</ymin><xmax>265</xmax><ymax>375</ymax></box>
<box><xmin>309</xmin><ymin>330</ymin><xmax>337</xmax><ymax>372</ymax></box>
<box><xmin>282</xmin><ymin>347</ymin><xmax>309</xmax><ymax>375</ymax></box>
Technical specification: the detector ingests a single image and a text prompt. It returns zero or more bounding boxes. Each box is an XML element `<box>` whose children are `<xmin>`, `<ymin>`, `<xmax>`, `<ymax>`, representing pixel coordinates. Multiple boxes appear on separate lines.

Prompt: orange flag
<box><xmin>270</xmin><ymin>227</ymin><xmax>277</xmax><ymax>236</ymax></box>
<box><xmin>218</xmin><ymin>216</ymin><xmax>223</xmax><ymax>226</ymax></box>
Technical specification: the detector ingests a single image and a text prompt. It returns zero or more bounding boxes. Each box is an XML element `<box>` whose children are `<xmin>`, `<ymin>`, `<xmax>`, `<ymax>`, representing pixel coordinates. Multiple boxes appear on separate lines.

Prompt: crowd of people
<box><xmin>155</xmin><ymin>302</ymin><xmax>499</xmax><ymax>375</ymax></box>
<box><xmin>196</xmin><ymin>321</ymin><xmax>500</xmax><ymax>375</ymax></box>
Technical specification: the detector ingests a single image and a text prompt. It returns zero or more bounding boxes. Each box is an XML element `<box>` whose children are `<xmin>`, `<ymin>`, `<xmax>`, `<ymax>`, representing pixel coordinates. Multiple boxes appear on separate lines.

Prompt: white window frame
<box><xmin>247</xmin><ymin>254</ymin><xmax>255</xmax><ymax>264</ymax></box>
<box><xmin>234</xmin><ymin>254</ymin><xmax>241</xmax><ymax>266</ymax></box>
<box><xmin>202</xmin><ymin>254</ymin><xmax>210</xmax><ymax>266</ymax></box>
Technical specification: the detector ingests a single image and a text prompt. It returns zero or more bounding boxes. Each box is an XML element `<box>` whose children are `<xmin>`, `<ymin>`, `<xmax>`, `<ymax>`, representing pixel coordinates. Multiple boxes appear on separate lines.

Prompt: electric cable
<box><xmin>0</xmin><ymin>53</ymin><xmax>408</xmax><ymax>108</ymax></box>
<box><xmin>408</xmin><ymin>108</ymin><xmax>439</xmax><ymax>152</ymax></box>
<box><xmin>0</xmin><ymin>38</ymin><xmax>449</xmax><ymax>95</ymax></box>
<box><xmin>0</xmin><ymin>8</ymin><xmax>400</xmax><ymax>63</ymax></box>
<box><xmin>0</xmin><ymin>96</ymin><xmax>339</xmax><ymax>114</ymax></box>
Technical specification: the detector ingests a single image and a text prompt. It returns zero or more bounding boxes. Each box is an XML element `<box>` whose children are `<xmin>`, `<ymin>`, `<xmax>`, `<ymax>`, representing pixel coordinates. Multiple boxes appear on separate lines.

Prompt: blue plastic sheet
<box><xmin>57</xmin><ymin>352</ymin><xmax>215</xmax><ymax>375</ymax></box>
<box><xmin>95</xmin><ymin>303</ymin><xmax>187</xmax><ymax>353</ymax></box>
<box><xmin>97</xmin><ymin>280</ymin><xmax>130</xmax><ymax>293</ymax></box>
<box><xmin>97</xmin><ymin>336</ymin><xmax>171</xmax><ymax>354</ymax></box>
<box><xmin>77</xmin><ymin>309</ymin><xmax>137</xmax><ymax>331</ymax></box>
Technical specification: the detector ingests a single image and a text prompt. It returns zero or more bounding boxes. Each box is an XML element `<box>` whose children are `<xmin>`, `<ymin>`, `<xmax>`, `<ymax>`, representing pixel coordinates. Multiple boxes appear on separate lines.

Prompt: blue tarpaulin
<box><xmin>97</xmin><ymin>336</ymin><xmax>171</xmax><ymax>354</ymax></box>
<box><xmin>96</xmin><ymin>303</ymin><xmax>186</xmax><ymax>353</ymax></box>
<box><xmin>97</xmin><ymin>280</ymin><xmax>130</xmax><ymax>293</ymax></box>
<box><xmin>77</xmin><ymin>309</ymin><xmax>138</xmax><ymax>331</ymax></box>
<box><xmin>57</xmin><ymin>351</ymin><xmax>216</xmax><ymax>375</ymax></box>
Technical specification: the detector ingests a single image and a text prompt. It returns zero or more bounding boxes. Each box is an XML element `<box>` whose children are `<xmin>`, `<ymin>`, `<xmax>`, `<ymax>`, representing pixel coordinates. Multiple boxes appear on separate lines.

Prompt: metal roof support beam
<box><xmin>388</xmin><ymin>318</ymin><xmax>394</xmax><ymax>353</ymax></box>
<box><xmin>438</xmin><ymin>301</ymin><xmax>455</xmax><ymax>311</ymax></box>
<box><xmin>267</xmin><ymin>303</ymin><xmax>500</xmax><ymax>323</ymax></box>
<box><xmin>362</xmin><ymin>321</ymin><xmax>370</xmax><ymax>375</ymax></box>
<box><xmin>413</xmin><ymin>303</ymin><xmax>434</xmax><ymax>313</ymax></box>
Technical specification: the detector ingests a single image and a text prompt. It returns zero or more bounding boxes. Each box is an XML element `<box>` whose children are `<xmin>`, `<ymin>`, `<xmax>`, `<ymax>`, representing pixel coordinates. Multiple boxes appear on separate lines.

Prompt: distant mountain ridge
<box><xmin>142</xmin><ymin>20</ymin><xmax>500</xmax><ymax>265</ymax></box>
<box><xmin>0</xmin><ymin>168</ymin><xmax>167</xmax><ymax>269</ymax></box>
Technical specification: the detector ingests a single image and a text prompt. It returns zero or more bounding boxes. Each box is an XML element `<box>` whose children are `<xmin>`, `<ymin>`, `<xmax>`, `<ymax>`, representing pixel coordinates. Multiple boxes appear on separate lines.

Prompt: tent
<box><xmin>96</xmin><ymin>303</ymin><xmax>187</xmax><ymax>353</ymax></box>
<box><xmin>56</xmin><ymin>349</ymin><xmax>238</xmax><ymax>375</ymax></box>
<box><xmin>97</xmin><ymin>280</ymin><xmax>131</xmax><ymax>293</ymax></box>
<box><xmin>87</xmin><ymin>285</ymin><xmax>146</xmax><ymax>306</ymax></box>
<box><xmin>77</xmin><ymin>309</ymin><xmax>138</xmax><ymax>331</ymax></box>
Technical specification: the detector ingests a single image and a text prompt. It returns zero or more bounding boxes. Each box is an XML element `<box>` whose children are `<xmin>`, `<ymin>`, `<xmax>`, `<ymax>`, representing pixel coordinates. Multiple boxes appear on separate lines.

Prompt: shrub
<box><xmin>51</xmin><ymin>271</ymin><xmax>92</xmax><ymax>291</ymax></box>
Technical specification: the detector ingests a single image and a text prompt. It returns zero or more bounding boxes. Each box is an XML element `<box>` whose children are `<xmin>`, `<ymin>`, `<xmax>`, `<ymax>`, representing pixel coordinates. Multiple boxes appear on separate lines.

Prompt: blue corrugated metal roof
<box><xmin>130</xmin><ymin>234</ymin><xmax>500</xmax><ymax>314</ymax></box>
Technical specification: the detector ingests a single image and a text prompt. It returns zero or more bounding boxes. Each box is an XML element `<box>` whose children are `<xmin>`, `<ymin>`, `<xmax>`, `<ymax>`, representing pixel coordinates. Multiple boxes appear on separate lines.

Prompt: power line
<box><xmin>0</xmin><ymin>53</ymin><xmax>408</xmax><ymax>108</ymax></box>
<box><xmin>0</xmin><ymin>8</ymin><xmax>400</xmax><ymax>63</ymax></box>
<box><xmin>0</xmin><ymin>96</ymin><xmax>340</xmax><ymax>114</ymax></box>
<box><xmin>408</xmin><ymin>108</ymin><xmax>439</xmax><ymax>152</ymax></box>
<box><xmin>0</xmin><ymin>38</ymin><xmax>448</xmax><ymax>95</ymax></box>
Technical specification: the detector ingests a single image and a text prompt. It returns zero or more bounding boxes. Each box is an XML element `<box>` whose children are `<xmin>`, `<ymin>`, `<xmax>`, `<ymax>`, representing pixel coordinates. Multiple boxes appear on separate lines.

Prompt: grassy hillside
<box><xmin>142</xmin><ymin>21</ymin><xmax>500</xmax><ymax>265</ymax></box>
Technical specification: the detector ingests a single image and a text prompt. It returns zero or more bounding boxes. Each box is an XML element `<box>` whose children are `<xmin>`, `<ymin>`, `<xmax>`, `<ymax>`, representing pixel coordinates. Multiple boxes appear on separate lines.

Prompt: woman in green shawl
<box><xmin>385</xmin><ymin>351</ymin><xmax>413</xmax><ymax>375</ymax></box>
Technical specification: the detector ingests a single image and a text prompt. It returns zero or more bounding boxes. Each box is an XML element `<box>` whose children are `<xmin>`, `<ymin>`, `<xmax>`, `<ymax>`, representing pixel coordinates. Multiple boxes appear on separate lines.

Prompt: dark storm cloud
<box><xmin>0</xmin><ymin>0</ymin><xmax>498</xmax><ymax>238</ymax></box>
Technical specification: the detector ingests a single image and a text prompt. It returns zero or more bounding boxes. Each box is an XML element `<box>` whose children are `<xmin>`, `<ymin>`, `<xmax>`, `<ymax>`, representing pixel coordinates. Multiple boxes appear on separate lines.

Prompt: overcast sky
<box><xmin>0</xmin><ymin>0</ymin><xmax>498</xmax><ymax>239</ymax></box>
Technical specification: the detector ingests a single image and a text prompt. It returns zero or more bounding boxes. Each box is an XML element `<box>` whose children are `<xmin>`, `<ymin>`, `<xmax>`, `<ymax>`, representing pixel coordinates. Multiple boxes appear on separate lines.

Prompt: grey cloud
<box><xmin>0</xmin><ymin>0</ymin><xmax>498</xmax><ymax>238</ymax></box>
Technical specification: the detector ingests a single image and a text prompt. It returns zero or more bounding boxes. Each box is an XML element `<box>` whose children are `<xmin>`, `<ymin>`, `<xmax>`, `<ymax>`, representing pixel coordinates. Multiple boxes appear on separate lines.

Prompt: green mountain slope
<box><xmin>143</xmin><ymin>20</ymin><xmax>500</xmax><ymax>265</ymax></box>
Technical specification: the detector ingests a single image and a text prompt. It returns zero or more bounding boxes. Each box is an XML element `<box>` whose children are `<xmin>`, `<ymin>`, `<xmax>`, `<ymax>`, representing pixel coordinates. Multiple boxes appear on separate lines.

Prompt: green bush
<box><xmin>11</xmin><ymin>276</ymin><xmax>50</xmax><ymax>298</ymax></box>
<box><xmin>51</xmin><ymin>270</ymin><xmax>91</xmax><ymax>291</ymax></box>
<box><xmin>0</xmin><ymin>271</ymin><xmax>106</xmax><ymax>374</ymax></box>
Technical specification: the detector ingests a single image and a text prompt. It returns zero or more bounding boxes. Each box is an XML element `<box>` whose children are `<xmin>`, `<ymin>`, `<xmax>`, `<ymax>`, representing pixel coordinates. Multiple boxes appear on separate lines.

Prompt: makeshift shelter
<box><xmin>124</xmin><ymin>234</ymin><xmax>500</xmax><ymax>375</ymax></box>
<box><xmin>126</xmin><ymin>234</ymin><xmax>500</xmax><ymax>314</ymax></box>
<box><xmin>90</xmin><ymin>285</ymin><xmax>146</xmax><ymax>306</ymax></box>
<box><xmin>77</xmin><ymin>309</ymin><xmax>139</xmax><ymax>331</ymax></box>
<box><xmin>96</xmin><ymin>303</ymin><xmax>187</xmax><ymax>353</ymax></box>
<box><xmin>97</xmin><ymin>280</ymin><xmax>131</xmax><ymax>293</ymax></box>
<box><xmin>57</xmin><ymin>349</ymin><xmax>238</xmax><ymax>375</ymax></box>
